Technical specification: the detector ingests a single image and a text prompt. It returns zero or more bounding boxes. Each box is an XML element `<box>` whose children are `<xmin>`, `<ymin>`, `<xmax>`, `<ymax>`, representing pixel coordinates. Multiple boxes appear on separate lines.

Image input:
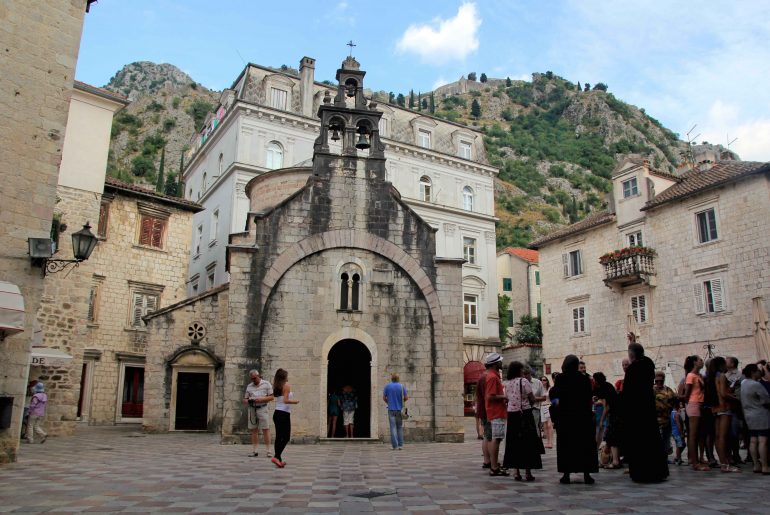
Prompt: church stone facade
<box><xmin>143</xmin><ymin>58</ymin><xmax>465</xmax><ymax>443</ymax></box>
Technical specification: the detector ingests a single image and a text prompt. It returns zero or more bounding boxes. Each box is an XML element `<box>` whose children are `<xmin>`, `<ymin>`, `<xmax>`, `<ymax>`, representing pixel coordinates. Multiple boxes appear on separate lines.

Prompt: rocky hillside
<box><xmin>383</xmin><ymin>72</ymin><xmax>691</xmax><ymax>248</ymax></box>
<box><xmin>105</xmin><ymin>63</ymin><xmax>705</xmax><ymax>247</ymax></box>
<box><xmin>104</xmin><ymin>62</ymin><xmax>220</xmax><ymax>194</ymax></box>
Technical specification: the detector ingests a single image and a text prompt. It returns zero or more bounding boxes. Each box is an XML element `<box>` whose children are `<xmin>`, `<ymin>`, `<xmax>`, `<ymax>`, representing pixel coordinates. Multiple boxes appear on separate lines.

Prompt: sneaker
<box><xmin>249</xmin><ymin>452</ymin><xmax>259</xmax><ymax>457</ymax></box>
<box><xmin>266</xmin><ymin>451</ymin><xmax>273</xmax><ymax>458</ymax></box>
<box><xmin>397</xmin><ymin>446</ymin><xmax>403</xmax><ymax>450</ymax></box>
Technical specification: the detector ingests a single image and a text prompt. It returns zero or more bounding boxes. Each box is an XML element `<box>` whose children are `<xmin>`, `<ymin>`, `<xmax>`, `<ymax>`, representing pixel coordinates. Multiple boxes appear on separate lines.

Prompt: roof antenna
<box><xmin>684</xmin><ymin>124</ymin><xmax>701</xmax><ymax>171</ymax></box>
<box><xmin>235</xmin><ymin>48</ymin><xmax>247</xmax><ymax>66</ymax></box>
<box><xmin>726</xmin><ymin>134</ymin><xmax>738</xmax><ymax>150</ymax></box>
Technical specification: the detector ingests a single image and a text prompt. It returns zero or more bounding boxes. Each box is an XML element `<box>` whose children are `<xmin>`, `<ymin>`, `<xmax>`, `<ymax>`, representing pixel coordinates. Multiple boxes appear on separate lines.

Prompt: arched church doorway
<box><xmin>327</xmin><ymin>339</ymin><xmax>371</xmax><ymax>438</ymax></box>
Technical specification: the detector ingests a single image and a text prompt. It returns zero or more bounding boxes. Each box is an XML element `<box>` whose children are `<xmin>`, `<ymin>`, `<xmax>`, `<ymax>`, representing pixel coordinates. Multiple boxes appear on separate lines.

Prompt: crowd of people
<box><xmin>475</xmin><ymin>335</ymin><xmax>770</xmax><ymax>483</ymax></box>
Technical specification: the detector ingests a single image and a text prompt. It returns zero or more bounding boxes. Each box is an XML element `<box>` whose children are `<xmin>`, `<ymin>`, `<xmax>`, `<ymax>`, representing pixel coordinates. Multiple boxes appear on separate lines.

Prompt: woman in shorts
<box><xmin>683</xmin><ymin>355</ymin><xmax>708</xmax><ymax>471</ymax></box>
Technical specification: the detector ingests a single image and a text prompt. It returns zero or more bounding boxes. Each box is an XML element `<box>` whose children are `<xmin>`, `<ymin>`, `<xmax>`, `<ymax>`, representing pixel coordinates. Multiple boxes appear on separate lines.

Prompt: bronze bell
<box><xmin>355</xmin><ymin>132</ymin><xmax>370</xmax><ymax>150</ymax></box>
<box><xmin>330</xmin><ymin>126</ymin><xmax>341</xmax><ymax>141</ymax></box>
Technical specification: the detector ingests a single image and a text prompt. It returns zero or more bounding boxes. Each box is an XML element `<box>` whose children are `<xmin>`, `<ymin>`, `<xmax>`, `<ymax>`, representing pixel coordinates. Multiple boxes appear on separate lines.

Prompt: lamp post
<box><xmin>29</xmin><ymin>222</ymin><xmax>98</xmax><ymax>276</ymax></box>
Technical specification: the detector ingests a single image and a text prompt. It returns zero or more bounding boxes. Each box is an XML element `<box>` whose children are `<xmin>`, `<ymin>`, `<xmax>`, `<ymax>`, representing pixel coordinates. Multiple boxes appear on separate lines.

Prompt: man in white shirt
<box><xmin>525</xmin><ymin>366</ymin><xmax>547</xmax><ymax>432</ymax></box>
<box><xmin>243</xmin><ymin>369</ymin><xmax>274</xmax><ymax>458</ymax></box>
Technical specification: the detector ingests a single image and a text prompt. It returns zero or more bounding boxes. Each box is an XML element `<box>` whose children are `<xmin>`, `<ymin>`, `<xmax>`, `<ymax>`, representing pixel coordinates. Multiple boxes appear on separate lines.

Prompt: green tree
<box><xmin>467</xmin><ymin>72</ymin><xmax>477</xmax><ymax>81</ymax></box>
<box><xmin>514</xmin><ymin>314</ymin><xmax>542</xmax><ymax>345</ymax></box>
<box><xmin>186</xmin><ymin>99</ymin><xmax>213</xmax><ymax>131</ymax></box>
<box><xmin>480</xmin><ymin>73</ymin><xmax>488</xmax><ymax>83</ymax></box>
<box><xmin>421</xmin><ymin>98</ymin><xmax>428</xmax><ymax>110</ymax></box>
<box><xmin>506</xmin><ymin>76</ymin><xmax>512</xmax><ymax>87</ymax></box>
<box><xmin>155</xmin><ymin>146</ymin><xmax>165</xmax><ymax>192</ymax></box>
<box><xmin>388</xmin><ymin>91</ymin><xmax>395</xmax><ymax>103</ymax></box>
<box><xmin>131</xmin><ymin>155</ymin><xmax>155</xmax><ymax>177</ymax></box>
<box><xmin>408</xmin><ymin>89</ymin><xmax>415</xmax><ymax>109</ymax></box>
<box><xmin>471</xmin><ymin>98</ymin><xmax>481</xmax><ymax>119</ymax></box>
<box><xmin>583</xmin><ymin>83</ymin><xmax>591</xmax><ymax>92</ymax></box>
<box><xmin>429</xmin><ymin>92</ymin><xmax>435</xmax><ymax>114</ymax></box>
<box><xmin>164</xmin><ymin>172</ymin><xmax>178</xmax><ymax>196</ymax></box>
<box><xmin>577</xmin><ymin>81</ymin><xmax>581</xmax><ymax>91</ymax></box>
<box><xmin>417</xmin><ymin>92</ymin><xmax>422</xmax><ymax>111</ymax></box>
<box><xmin>396</xmin><ymin>93</ymin><xmax>405</xmax><ymax>107</ymax></box>
<box><xmin>593</xmin><ymin>82</ymin><xmax>608</xmax><ymax>91</ymax></box>
<box><xmin>498</xmin><ymin>294</ymin><xmax>512</xmax><ymax>342</ymax></box>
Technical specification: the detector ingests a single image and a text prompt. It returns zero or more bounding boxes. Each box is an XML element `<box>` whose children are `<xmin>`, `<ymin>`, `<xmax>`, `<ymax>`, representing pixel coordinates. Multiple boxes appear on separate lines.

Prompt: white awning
<box><xmin>0</xmin><ymin>281</ymin><xmax>25</xmax><ymax>339</ymax></box>
<box><xmin>30</xmin><ymin>347</ymin><xmax>73</xmax><ymax>366</ymax></box>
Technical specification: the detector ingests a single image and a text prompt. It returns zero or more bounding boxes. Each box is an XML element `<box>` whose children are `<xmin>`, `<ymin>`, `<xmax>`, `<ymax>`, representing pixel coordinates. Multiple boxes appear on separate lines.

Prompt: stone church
<box><xmin>142</xmin><ymin>57</ymin><xmax>465</xmax><ymax>443</ymax></box>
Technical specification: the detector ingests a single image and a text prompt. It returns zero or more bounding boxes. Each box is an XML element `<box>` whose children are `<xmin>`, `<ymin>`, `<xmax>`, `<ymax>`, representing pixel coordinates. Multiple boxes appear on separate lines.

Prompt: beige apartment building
<box><xmin>532</xmin><ymin>158</ymin><xmax>770</xmax><ymax>381</ymax></box>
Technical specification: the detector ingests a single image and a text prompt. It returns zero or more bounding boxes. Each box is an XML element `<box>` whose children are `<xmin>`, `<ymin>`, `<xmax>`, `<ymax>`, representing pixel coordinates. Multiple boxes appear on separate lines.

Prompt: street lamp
<box><xmin>28</xmin><ymin>222</ymin><xmax>98</xmax><ymax>276</ymax></box>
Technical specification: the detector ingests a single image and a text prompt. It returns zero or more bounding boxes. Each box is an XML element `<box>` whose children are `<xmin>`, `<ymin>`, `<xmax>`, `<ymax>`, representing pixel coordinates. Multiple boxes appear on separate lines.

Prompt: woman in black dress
<box><xmin>622</xmin><ymin>342</ymin><xmax>669</xmax><ymax>482</ymax></box>
<box><xmin>551</xmin><ymin>355</ymin><xmax>598</xmax><ymax>484</ymax></box>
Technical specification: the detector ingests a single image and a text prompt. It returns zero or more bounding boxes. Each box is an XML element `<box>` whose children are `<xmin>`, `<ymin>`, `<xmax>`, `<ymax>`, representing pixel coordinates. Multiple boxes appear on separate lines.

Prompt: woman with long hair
<box><xmin>502</xmin><ymin>361</ymin><xmax>543</xmax><ymax>481</ymax></box>
<box><xmin>540</xmin><ymin>376</ymin><xmax>554</xmax><ymax>449</ymax></box>
<box><xmin>271</xmin><ymin>368</ymin><xmax>299</xmax><ymax>468</ymax></box>
<box><xmin>593</xmin><ymin>372</ymin><xmax>621</xmax><ymax>469</ymax></box>
<box><xmin>682</xmin><ymin>355</ymin><xmax>709</xmax><ymax>471</ymax></box>
<box><xmin>704</xmin><ymin>357</ymin><xmax>740</xmax><ymax>472</ymax></box>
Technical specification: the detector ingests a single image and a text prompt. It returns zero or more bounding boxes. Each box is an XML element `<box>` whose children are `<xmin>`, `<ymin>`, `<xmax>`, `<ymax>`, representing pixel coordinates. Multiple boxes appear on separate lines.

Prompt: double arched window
<box><xmin>266</xmin><ymin>141</ymin><xmax>284</xmax><ymax>169</ymax></box>
<box><xmin>463</xmin><ymin>186</ymin><xmax>474</xmax><ymax>211</ymax></box>
<box><xmin>419</xmin><ymin>175</ymin><xmax>432</xmax><ymax>202</ymax></box>
<box><xmin>340</xmin><ymin>272</ymin><xmax>361</xmax><ymax>311</ymax></box>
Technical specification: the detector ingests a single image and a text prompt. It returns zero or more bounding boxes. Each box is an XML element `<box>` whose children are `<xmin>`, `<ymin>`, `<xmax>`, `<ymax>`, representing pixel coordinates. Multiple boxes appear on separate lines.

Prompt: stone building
<box><xmin>142</xmin><ymin>57</ymin><xmax>465</xmax><ymax>443</ymax></box>
<box><xmin>496</xmin><ymin>248</ymin><xmax>542</xmax><ymax>374</ymax></box>
<box><xmin>181</xmin><ymin>56</ymin><xmax>500</xmax><ymax>377</ymax></box>
<box><xmin>0</xmin><ymin>0</ymin><xmax>93</xmax><ymax>463</ymax></box>
<box><xmin>531</xmin><ymin>158</ymin><xmax>770</xmax><ymax>381</ymax></box>
<box><xmin>32</xmin><ymin>82</ymin><xmax>127</xmax><ymax>436</ymax></box>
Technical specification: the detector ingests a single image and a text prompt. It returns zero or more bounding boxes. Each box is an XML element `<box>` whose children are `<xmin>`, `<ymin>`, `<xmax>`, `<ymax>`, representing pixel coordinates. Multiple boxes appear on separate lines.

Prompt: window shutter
<box><xmin>132</xmin><ymin>294</ymin><xmax>145</xmax><ymax>326</ymax></box>
<box><xmin>97</xmin><ymin>203</ymin><xmax>109</xmax><ymax>238</ymax></box>
<box><xmin>693</xmin><ymin>282</ymin><xmax>705</xmax><ymax>314</ymax></box>
<box><xmin>579</xmin><ymin>307</ymin><xmax>586</xmax><ymax>332</ymax></box>
<box><xmin>562</xmin><ymin>254</ymin><xmax>569</xmax><ymax>277</ymax></box>
<box><xmin>146</xmin><ymin>294</ymin><xmax>158</xmax><ymax>316</ymax></box>
<box><xmin>639</xmin><ymin>295</ymin><xmax>647</xmax><ymax>323</ymax></box>
<box><xmin>139</xmin><ymin>217</ymin><xmax>153</xmax><ymax>246</ymax></box>
<box><xmin>711</xmin><ymin>278</ymin><xmax>725</xmax><ymax>312</ymax></box>
<box><xmin>87</xmin><ymin>287</ymin><xmax>96</xmax><ymax>322</ymax></box>
<box><xmin>151</xmin><ymin>219</ymin><xmax>164</xmax><ymax>248</ymax></box>
<box><xmin>631</xmin><ymin>296</ymin><xmax>639</xmax><ymax>322</ymax></box>
<box><xmin>576</xmin><ymin>250</ymin><xmax>583</xmax><ymax>275</ymax></box>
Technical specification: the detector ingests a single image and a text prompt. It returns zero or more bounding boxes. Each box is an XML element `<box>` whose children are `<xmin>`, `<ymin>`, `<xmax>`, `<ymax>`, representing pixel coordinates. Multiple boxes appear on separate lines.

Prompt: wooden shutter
<box><xmin>562</xmin><ymin>254</ymin><xmax>569</xmax><ymax>277</ymax></box>
<box><xmin>87</xmin><ymin>287</ymin><xmax>96</xmax><ymax>322</ymax></box>
<box><xmin>139</xmin><ymin>217</ymin><xmax>153</xmax><ymax>246</ymax></box>
<box><xmin>97</xmin><ymin>202</ymin><xmax>109</xmax><ymax>238</ymax></box>
<box><xmin>150</xmin><ymin>219</ymin><xmax>164</xmax><ymax>248</ymax></box>
<box><xmin>693</xmin><ymin>282</ymin><xmax>705</xmax><ymax>314</ymax></box>
<box><xmin>576</xmin><ymin>250</ymin><xmax>583</xmax><ymax>275</ymax></box>
<box><xmin>145</xmin><ymin>294</ymin><xmax>158</xmax><ymax>316</ymax></box>
<box><xmin>132</xmin><ymin>293</ymin><xmax>145</xmax><ymax>326</ymax></box>
<box><xmin>711</xmin><ymin>278</ymin><xmax>725</xmax><ymax>312</ymax></box>
<box><xmin>579</xmin><ymin>307</ymin><xmax>586</xmax><ymax>332</ymax></box>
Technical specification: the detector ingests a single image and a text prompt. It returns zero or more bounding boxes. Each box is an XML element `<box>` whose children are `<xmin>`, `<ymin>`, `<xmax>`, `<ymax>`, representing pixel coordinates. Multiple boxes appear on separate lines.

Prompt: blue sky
<box><xmin>77</xmin><ymin>1</ymin><xmax>770</xmax><ymax>160</ymax></box>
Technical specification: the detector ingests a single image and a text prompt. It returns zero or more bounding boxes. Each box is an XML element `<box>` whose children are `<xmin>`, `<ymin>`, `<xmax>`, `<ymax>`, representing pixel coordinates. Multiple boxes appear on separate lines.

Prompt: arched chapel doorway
<box><xmin>327</xmin><ymin>339</ymin><xmax>371</xmax><ymax>438</ymax></box>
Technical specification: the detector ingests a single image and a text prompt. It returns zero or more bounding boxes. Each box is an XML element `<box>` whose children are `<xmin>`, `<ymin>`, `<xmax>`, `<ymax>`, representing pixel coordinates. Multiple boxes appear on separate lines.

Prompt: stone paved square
<box><xmin>0</xmin><ymin>420</ymin><xmax>768</xmax><ymax>513</ymax></box>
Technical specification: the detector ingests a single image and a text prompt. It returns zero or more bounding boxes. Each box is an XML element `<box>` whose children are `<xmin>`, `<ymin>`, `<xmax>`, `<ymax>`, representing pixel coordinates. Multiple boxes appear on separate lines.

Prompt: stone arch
<box><xmin>261</xmin><ymin>230</ymin><xmax>443</xmax><ymax>340</ymax></box>
<box><xmin>165</xmin><ymin>347</ymin><xmax>222</xmax><ymax>432</ymax></box>
<box><xmin>319</xmin><ymin>327</ymin><xmax>379</xmax><ymax>438</ymax></box>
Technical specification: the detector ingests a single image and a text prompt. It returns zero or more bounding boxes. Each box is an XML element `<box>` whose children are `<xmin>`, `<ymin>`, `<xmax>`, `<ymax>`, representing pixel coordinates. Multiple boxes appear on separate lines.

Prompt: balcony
<box><xmin>600</xmin><ymin>247</ymin><xmax>656</xmax><ymax>288</ymax></box>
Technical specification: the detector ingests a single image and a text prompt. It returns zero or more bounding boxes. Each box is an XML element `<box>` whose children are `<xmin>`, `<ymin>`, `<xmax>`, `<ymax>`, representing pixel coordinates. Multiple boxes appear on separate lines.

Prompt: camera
<box><xmin>248</xmin><ymin>399</ymin><xmax>258</xmax><ymax>407</ymax></box>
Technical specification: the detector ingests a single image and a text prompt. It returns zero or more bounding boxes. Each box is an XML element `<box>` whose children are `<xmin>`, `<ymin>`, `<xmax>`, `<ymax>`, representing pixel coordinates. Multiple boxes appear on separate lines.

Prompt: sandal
<box><xmin>271</xmin><ymin>457</ymin><xmax>282</xmax><ymax>468</ymax></box>
<box><xmin>513</xmin><ymin>473</ymin><xmax>522</xmax><ymax>481</ymax></box>
<box><xmin>481</xmin><ymin>463</ymin><xmax>491</xmax><ymax>469</ymax></box>
<box><xmin>525</xmin><ymin>474</ymin><xmax>535</xmax><ymax>482</ymax></box>
<box><xmin>721</xmin><ymin>465</ymin><xmax>741</xmax><ymax>473</ymax></box>
<box><xmin>489</xmin><ymin>467</ymin><xmax>509</xmax><ymax>477</ymax></box>
<box><xmin>692</xmin><ymin>464</ymin><xmax>711</xmax><ymax>471</ymax></box>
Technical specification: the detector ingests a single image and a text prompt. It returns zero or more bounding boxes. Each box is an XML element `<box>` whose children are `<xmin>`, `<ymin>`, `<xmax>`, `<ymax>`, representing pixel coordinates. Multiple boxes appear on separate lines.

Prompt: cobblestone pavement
<box><xmin>0</xmin><ymin>419</ymin><xmax>768</xmax><ymax>514</ymax></box>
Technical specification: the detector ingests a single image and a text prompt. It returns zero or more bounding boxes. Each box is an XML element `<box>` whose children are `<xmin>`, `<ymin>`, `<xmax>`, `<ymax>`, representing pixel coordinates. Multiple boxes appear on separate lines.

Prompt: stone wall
<box><xmin>0</xmin><ymin>0</ymin><xmax>87</xmax><ymax>463</ymax></box>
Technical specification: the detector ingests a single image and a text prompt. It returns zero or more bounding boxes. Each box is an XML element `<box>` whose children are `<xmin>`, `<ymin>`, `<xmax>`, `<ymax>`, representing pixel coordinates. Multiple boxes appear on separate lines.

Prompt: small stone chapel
<box><xmin>142</xmin><ymin>57</ymin><xmax>465</xmax><ymax>443</ymax></box>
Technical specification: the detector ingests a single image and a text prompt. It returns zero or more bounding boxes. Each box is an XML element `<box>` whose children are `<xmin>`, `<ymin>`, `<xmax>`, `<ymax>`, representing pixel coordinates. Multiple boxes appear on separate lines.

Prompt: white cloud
<box><xmin>396</xmin><ymin>3</ymin><xmax>481</xmax><ymax>64</ymax></box>
<box><xmin>699</xmin><ymin>100</ymin><xmax>770</xmax><ymax>161</ymax></box>
<box><xmin>432</xmin><ymin>76</ymin><xmax>450</xmax><ymax>90</ymax></box>
<box><xmin>323</xmin><ymin>1</ymin><xmax>355</xmax><ymax>26</ymax></box>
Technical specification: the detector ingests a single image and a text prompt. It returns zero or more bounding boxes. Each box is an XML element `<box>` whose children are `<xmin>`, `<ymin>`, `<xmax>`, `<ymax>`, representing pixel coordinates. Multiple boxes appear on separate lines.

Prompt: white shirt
<box><xmin>530</xmin><ymin>377</ymin><xmax>546</xmax><ymax>409</ymax></box>
<box><xmin>245</xmin><ymin>379</ymin><xmax>272</xmax><ymax>407</ymax></box>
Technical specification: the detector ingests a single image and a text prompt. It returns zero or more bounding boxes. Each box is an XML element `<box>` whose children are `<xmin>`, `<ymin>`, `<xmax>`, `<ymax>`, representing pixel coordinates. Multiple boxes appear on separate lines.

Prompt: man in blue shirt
<box><xmin>383</xmin><ymin>373</ymin><xmax>409</xmax><ymax>449</ymax></box>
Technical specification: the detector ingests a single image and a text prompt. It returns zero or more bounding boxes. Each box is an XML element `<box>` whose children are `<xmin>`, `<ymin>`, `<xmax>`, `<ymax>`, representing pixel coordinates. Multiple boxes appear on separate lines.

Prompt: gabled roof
<box><xmin>643</xmin><ymin>161</ymin><xmax>770</xmax><ymax>210</ymax></box>
<box><xmin>500</xmin><ymin>247</ymin><xmax>539</xmax><ymax>264</ymax></box>
<box><xmin>105</xmin><ymin>176</ymin><xmax>204</xmax><ymax>212</ymax></box>
<box><xmin>73</xmin><ymin>81</ymin><xmax>129</xmax><ymax>105</ymax></box>
<box><xmin>529</xmin><ymin>211</ymin><xmax>616</xmax><ymax>249</ymax></box>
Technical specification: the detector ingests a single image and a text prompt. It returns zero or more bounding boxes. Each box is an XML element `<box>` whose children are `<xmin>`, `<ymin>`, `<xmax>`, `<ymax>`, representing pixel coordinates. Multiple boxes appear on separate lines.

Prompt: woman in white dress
<box><xmin>540</xmin><ymin>376</ymin><xmax>554</xmax><ymax>449</ymax></box>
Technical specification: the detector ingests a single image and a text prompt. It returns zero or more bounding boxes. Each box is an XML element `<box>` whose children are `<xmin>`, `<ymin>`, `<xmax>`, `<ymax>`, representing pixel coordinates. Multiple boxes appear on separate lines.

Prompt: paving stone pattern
<box><xmin>0</xmin><ymin>420</ymin><xmax>767</xmax><ymax>514</ymax></box>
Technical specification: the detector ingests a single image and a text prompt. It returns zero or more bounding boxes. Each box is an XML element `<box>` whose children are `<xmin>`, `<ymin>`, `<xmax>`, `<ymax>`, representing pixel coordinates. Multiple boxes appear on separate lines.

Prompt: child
<box><xmin>671</xmin><ymin>402</ymin><xmax>686</xmax><ymax>465</ymax></box>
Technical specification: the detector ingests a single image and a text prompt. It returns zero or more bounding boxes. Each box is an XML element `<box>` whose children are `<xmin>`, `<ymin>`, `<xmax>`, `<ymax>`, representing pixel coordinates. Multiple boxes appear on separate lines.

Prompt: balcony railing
<box><xmin>600</xmin><ymin>248</ymin><xmax>656</xmax><ymax>287</ymax></box>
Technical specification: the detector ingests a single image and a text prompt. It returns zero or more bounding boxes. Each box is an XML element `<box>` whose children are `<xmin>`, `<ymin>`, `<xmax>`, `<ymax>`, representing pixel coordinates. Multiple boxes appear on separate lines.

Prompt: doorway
<box><xmin>174</xmin><ymin>372</ymin><xmax>209</xmax><ymax>430</ymax></box>
<box><xmin>327</xmin><ymin>339</ymin><xmax>371</xmax><ymax>438</ymax></box>
<box><xmin>120</xmin><ymin>365</ymin><xmax>144</xmax><ymax>420</ymax></box>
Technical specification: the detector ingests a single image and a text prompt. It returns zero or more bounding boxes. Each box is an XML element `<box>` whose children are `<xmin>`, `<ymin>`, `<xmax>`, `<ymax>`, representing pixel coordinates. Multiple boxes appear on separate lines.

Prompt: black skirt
<box><xmin>503</xmin><ymin>409</ymin><xmax>544</xmax><ymax>470</ymax></box>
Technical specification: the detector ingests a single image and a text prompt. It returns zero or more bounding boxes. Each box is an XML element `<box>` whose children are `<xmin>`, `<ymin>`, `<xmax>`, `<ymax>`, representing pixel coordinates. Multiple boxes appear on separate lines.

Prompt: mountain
<box><xmin>398</xmin><ymin>73</ymin><xmax>694</xmax><ymax>248</ymax></box>
<box><xmin>105</xmin><ymin>63</ymin><xmax>723</xmax><ymax>247</ymax></box>
<box><xmin>104</xmin><ymin>62</ymin><xmax>220</xmax><ymax>193</ymax></box>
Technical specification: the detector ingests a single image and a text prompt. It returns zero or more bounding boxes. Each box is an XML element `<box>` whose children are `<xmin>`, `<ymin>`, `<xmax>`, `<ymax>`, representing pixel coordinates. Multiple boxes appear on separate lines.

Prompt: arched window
<box><xmin>218</xmin><ymin>153</ymin><xmax>224</xmax><ymax>175</ymax></box>
<box><xmin>463</xmin><ymin>186</ymin><xmax>474</xmax><ymax>211</ymax></box>
<box><xmin>266</xmin><ymin>141</ymin><xmax>283</xmax><ymax>169</ymax></box>
<box><xmin>351</xmin><ymin>274</ymin><xmax>360</xmax><ymax>310</ymax></box>
<box><xmin>340</xmin><ymin>273</ymin><xmax>349</xmax><ymax>310</ymax></box>
<box><xmin>419</xmin><ymin>175</ymin><xmax>432</xmax><ymax>202</ymax></box>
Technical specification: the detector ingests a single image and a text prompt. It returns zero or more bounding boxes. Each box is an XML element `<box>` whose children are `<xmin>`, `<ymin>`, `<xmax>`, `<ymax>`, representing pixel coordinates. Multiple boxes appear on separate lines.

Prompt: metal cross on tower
<box><xmin>347</xmin><ymin>40</ymin><xmax>356</xmax><ymax>56</ymax></box>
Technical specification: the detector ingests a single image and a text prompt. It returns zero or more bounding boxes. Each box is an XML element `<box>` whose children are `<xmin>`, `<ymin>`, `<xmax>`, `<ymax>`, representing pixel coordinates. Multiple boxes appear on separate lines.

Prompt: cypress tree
<box><xmin>155</xmin><ymin>146</ymin><xmax>165</xmax><ymax>192</ymax></box>
<box><xmin>417</xmin><ymin>91</ymin><xmax>422</xmax><ymax>111</ymax></box>
<box><xmin>471</xmin><ymin>98</ymin><xmax>481</xmax><ymax>119</ymax></box>
<box><xmin>408</xmin><ymin>89</ymin><xmax>415</xmax><ymax>109</ymax></box>
<box><xmin>506</xmin><ymin>76</ymin><xmax>512</xmax><ymax>87</ymax></box>
<box><xmin>429</xmin><ymin>92</ymin><xmax>435</xmax><ymax>114</ymax></box>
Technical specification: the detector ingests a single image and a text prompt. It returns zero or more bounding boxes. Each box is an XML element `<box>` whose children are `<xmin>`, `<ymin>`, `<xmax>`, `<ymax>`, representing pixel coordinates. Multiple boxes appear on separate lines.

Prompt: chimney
<box><xmin>299</xmin><ymin>56</ymin><xmax>315</xmax><ymax>118</ymax></box>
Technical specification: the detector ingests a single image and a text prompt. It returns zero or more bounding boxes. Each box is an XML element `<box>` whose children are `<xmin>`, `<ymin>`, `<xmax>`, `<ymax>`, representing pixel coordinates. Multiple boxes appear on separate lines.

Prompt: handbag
<box><xmin>401</xmin><ymin>385</ymin><xmax>409</xmax><ymax>419</ymax></box>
